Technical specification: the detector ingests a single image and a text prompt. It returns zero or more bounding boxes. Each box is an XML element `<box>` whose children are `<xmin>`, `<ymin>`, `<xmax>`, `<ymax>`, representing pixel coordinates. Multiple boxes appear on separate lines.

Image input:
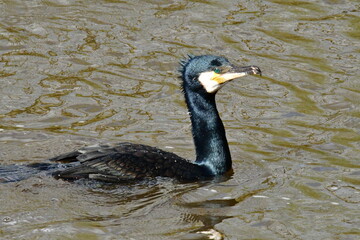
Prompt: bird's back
<box><xmin>51</xmin><ymin>142</ymin><xmax>211</xmax><ymax>182</ymax></box>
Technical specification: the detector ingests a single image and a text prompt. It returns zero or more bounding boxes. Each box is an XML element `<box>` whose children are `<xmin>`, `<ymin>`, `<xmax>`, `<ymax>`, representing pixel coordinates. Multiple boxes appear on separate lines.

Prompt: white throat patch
<box><xmin>198</xmin><ymin>71</ymin><xmax>223</xmax><ymax>93</ymax></box>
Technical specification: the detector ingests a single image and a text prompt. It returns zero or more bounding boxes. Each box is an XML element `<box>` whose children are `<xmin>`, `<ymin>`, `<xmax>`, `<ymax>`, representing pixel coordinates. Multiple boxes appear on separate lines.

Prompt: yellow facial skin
<box><xmin>199</xmin><ymin>71</ymin><xmax>247</xmax><ymax>93</ymax></box>
<box><xmin>212</xmin><ymin>72</ymin><xmax>247</xmax><ymax>84</ymax></box>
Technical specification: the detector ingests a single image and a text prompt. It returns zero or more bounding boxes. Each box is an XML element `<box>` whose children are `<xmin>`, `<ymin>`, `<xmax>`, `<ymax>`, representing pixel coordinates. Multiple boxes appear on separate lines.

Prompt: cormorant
<box><xmin>0</xmin><ymin>55</ymin><xmax>261</xmax><ymax>183</ymax></box>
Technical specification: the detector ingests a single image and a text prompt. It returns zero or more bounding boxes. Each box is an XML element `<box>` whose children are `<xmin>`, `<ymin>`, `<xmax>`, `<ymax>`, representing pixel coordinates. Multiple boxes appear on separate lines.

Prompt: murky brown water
<box><xmin>0</xmin><ymin>0</ymin><xmax>359</xmax><ymax>239</ymax></box>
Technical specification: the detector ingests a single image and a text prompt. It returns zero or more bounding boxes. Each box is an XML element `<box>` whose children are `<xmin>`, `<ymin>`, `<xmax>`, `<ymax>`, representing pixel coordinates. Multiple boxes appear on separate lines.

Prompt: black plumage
<box><xmin>51</xmin><ymin>143</ymin><xmax>210</xmax><ymax>182</ymax></box>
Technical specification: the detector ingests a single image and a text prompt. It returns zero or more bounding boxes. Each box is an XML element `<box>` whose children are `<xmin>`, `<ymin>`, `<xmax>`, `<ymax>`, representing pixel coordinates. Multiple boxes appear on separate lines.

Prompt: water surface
<box><xmin>0</xmin><ymin>0</ymin><xmax>359</xmax><ymax>239</ymax></box>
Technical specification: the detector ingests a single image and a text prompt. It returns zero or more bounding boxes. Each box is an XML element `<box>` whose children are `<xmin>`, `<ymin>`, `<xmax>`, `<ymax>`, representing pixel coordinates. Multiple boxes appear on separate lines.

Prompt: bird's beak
<box><xmin>212</xmin><ymin>65</ymin><xmax>262</xmax><ymax>84</ymax></box>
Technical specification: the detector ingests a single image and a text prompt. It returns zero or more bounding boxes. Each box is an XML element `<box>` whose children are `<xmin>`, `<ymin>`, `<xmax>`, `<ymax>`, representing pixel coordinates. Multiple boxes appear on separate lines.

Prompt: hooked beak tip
<box><xmin>252</xmin><ymin>66</ymin><xmax>262</xmax><ymax>76</ymax></box>
<box><xmin>231</xmin><ymin>65</ymin><xmax>262</xmax><ymax>77</ymax></box>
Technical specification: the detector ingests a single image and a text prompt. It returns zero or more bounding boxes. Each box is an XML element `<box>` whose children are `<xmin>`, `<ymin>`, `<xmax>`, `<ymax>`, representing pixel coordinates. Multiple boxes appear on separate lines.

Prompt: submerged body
<box><xmin>0</xmin><ymin>55</ymin><xmax>261</xmax><ymax>183</ymax></box>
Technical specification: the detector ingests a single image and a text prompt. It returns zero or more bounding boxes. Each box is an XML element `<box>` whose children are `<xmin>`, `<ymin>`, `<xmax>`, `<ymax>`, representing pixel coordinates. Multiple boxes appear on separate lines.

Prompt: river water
<box><xmin>0</xmin><ymin>0</ymin><xmax>359</xmax><ymax>239</ymax></box>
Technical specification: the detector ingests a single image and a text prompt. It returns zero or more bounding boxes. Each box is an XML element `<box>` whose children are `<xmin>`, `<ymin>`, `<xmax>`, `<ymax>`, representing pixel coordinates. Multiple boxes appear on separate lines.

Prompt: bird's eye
<box><xmin>214</xmin><ymin>68</ymin><xmax>221</xmax><ymax>74</ymax></box>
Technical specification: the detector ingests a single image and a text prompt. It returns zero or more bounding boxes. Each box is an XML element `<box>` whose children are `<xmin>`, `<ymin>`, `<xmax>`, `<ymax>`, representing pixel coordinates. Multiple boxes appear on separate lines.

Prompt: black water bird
<box><xmin>0</xmin><ymin>55</ymin><xmax>261</xmax><ymax>183</ymax></box>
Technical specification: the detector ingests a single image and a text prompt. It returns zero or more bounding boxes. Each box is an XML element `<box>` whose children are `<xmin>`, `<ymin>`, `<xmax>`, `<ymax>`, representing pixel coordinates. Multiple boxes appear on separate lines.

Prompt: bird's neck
<box><xmin>184</xmin><ymin>89</ymin><xmax>232</xmax><ymax>175</ymax></box>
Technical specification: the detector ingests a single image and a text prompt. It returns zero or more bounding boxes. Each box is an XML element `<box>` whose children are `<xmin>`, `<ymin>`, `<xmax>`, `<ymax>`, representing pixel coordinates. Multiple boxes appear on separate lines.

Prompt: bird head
<box><xmin>181</xmin><ymin>55</ymin><xmax>261</xmax><ymax>94</ymax></box>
